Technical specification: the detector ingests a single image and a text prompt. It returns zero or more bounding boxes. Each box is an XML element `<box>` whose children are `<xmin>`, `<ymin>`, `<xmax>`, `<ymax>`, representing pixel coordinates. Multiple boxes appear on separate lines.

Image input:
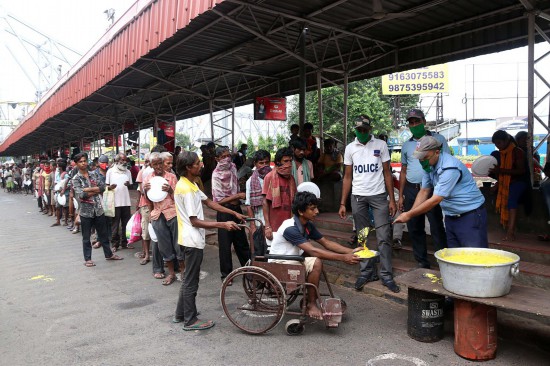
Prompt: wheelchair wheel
<box><xmin>221</xmin><ymin>266</ymin><xmax>286</xmax><ymax>334</ymax></box>
<box><xmin>285</xmin><ymin>319</ymin><xmax>305</xmax><ymax>336</ymax></box>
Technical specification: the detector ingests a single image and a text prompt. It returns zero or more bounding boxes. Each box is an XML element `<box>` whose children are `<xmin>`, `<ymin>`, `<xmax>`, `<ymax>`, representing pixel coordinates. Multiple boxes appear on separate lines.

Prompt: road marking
<box><xmin>367</xmin><ymin>353</ymin><xmax>429</xmax><ymax>366</ymax></box>
<box><xmin>29</xmin><ymin>274</ymin><xmax>55</xmax><ymax>282</ymax></box>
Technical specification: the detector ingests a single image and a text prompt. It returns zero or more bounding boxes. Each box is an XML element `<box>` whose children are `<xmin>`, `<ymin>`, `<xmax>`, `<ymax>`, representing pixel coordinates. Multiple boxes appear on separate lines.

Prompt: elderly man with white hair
<box><xmin>106</xmin><ymin>152</ymin><xmax>133</xmax><ymax>250</ymax></box>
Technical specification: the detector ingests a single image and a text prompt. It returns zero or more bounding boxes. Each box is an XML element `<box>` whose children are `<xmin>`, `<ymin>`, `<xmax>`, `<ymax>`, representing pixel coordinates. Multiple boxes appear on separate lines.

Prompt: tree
<box><xmin>275</xmin><ymin>133</ymin><xmax>288</xmax><ymax>149</ymax></box>
<box><xmin>288</xmin><ymin>77</ymin><xmax>419</xmax><ymax>143</ymax></box>
<box><xmin>245</xmin><ymin>136</ymin><xmax>255</xmax><ymax>158</ymax></box>
<box><xmin>175</xmin><ymin>132</ymin><xmax>195</xmax><ymax>151</ymax></box>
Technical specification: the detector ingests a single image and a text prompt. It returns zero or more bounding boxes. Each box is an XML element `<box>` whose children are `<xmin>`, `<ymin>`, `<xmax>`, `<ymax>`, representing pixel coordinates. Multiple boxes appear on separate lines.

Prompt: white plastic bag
<box><xmin>102</xmin><ymin>189</ymin><xmax>115</xmax><ymax>217</ymax></box>
<box><xmin>148</xmin><ymin>223</ymin><xmax>157</xmax><ymax>242</ymax></box>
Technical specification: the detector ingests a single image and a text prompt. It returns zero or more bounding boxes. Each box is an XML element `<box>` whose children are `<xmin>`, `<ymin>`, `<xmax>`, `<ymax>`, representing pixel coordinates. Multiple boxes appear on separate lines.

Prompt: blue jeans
<box><xmin>81</xmin><ymin>214</ymin><xmax>114</xmax><ymax>261</ymax></box>
<box><xmin>444</xmin><ymin>207</ymin><xmax>488</xmax><ymax>248</ymax></box>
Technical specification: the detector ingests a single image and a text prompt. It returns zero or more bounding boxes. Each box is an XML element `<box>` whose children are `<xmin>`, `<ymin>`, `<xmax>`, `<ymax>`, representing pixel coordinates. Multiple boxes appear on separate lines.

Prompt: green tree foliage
<box><xmin>275</xmin><ymin>133</ymin><xmax>288</xmax><ymax>149</ymax></box>
<box><xmin>288</xmin><ymin>77</ymin><xmax>419</xmax><ymax>143</ymax></box>
<box><xmin>246</xmin><ymin>136</ymin><xmax>255</xmax><ymax>158</ymax></box>
<box><xmin>175</xmin><ymin>132</ymin><xmax>196</xmax><ymax>151</ymax></box>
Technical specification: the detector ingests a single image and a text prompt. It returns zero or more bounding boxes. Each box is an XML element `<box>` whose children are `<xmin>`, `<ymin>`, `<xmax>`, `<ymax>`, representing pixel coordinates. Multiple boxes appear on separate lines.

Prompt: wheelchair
<box><xmin>220</xmin><ymin>218</ymin><xmax>347</xmax><ymax>335</ymax></box>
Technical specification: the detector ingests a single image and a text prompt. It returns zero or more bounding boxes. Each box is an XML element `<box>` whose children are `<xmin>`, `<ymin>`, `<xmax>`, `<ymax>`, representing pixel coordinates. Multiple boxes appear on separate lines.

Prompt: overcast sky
<box><xmin>1</xmin><ymin>0</ymin><xmax>549</xmax><ymax>124</ymax></box>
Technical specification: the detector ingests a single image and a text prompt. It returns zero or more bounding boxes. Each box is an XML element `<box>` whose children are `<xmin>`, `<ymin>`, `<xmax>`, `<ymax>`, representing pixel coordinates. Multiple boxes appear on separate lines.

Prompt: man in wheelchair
<box><xmin>269</xmin><ymin>191</ymin><xmax>361</xmax><ymax>319</ymax></box>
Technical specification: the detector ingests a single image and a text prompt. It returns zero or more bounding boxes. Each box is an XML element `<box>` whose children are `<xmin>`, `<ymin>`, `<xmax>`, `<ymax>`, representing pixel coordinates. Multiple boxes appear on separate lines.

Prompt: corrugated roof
<box><xmin>1</xmin><ymin>0</ymin><xmax>550</xmax><ymax>155</ymax></box>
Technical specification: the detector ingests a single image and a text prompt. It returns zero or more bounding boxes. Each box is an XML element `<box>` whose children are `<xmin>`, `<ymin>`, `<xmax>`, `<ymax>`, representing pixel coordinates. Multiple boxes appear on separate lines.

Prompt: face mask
<box><xmin>420</xmin><ymin>159</ymin><xmax>432</xmax><ymax>173</ymax></box>
<box><xmin>99</xmin><ymin>163</ymin><xmax>108</xmax><ymax>170</ymax></box>
<box><xmin>257</xmin><ymin>165</ymin><xmax>272</xmax><ymax>178</ymax></box>
<box><xmin>410</xmin><ymin>124</ymin><xmax>426</xmax><ymax>139</ymax></box>
<box><xmin>356</xmin><ymin>131</ymin><xmax>371</xmax><ymax>144</ymax></box>
<box><xmin>243</xmin><ymin>149</ymin><xmax>247</xmax><ymax>155</ymax></box>
<box><xmin>217</xmin><ymin>156</ymin><xmax>232</xmax><ymax>170</ymax></box>
<box><xmin>276</xmin><ymin>163</ymin><xmax>292</xmax><ymax>178</ymax></box>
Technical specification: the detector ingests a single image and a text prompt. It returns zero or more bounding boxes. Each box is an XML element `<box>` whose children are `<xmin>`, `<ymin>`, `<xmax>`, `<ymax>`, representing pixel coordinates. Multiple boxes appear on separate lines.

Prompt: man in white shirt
<box><xmin>338</xmin><ymin>115</ymin><xmax>399</xmax><ymax>293</ymax></box>
<box><xmin>106</xmin><ymin>153</ymin><xmax>133</xmax><ymax>250</ymax></box>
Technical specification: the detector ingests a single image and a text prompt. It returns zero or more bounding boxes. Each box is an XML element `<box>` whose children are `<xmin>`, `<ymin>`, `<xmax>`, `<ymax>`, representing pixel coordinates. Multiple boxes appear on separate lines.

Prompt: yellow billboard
<box><xmin>382</xmin><ymin>64</ymin><xmax>449</xmax><ymax>95</ymax></box>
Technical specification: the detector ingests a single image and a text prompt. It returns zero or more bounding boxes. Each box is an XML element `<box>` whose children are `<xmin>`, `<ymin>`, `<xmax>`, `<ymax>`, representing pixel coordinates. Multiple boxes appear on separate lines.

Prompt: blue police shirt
<box><xmin>401</xmin><ymin>131</ymin><xmax>451</xmax><ymax>184</ymax></box>
<box><xmin>421</xmin><ymin>152</ymin><xmax>485</xmax><ymax>216</ymax></box>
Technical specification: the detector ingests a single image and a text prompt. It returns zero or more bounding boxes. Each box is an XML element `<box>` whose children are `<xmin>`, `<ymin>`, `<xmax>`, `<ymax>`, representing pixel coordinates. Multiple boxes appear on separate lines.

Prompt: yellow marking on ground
<box><xmin>29</xmin><ymin>274</ymin><xmax>55</xmax><ymax>282</ymax></box>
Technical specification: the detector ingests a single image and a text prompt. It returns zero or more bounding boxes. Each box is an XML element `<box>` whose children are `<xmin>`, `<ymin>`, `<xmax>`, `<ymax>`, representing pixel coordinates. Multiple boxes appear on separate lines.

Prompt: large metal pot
<box><xmin>434</xmin><ymin>248</ymin><xmax>520</xmax><ymax>298</ymax></box>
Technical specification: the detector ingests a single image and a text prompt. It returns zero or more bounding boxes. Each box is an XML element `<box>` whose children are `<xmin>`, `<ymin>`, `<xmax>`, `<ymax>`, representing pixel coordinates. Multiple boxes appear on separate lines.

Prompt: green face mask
<box><xmin>410</xmin><ymin>124</ymin><xmax>426</xmax><ymax>139</ymax></box>
<box><xmin>420</xmin><ymin>159</ymin><xmax>432</xmax><ymax>173</ymax></box>
<box><xmin>356</xmin><ymin>131</ymin><xmax>371</xmax><ymax>144</ymax></box>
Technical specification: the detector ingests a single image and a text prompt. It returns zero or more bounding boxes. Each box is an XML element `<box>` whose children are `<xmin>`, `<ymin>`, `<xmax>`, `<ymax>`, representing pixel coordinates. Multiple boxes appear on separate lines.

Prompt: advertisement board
<box><xmin>382</xmin><ymin>64</ymin><xmax>449</xmax><ymax>95</ymax></box>
<box><xmin>254</xmin><ymin>97</ymin><xmax>287</xmax><ymax>121</ymax></box>
<box><xmin>104</xmin><ymin>134</ymin><xmax>114</xmax><ymax>147</ymax></box>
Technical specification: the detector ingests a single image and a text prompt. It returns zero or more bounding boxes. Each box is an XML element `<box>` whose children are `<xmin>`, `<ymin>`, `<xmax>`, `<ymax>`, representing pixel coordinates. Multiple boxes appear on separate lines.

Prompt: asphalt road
<box><xmin>1</xmin><ymin>191</ymin><xmax>548</xmax><ymax>366</ymax></box>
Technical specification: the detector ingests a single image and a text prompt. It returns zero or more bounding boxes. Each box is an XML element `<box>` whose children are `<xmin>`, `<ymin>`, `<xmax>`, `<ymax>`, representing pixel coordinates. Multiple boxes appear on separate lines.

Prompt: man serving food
<box><xmin>269</xmin><ymin>191</ymin><xmax>361</xmax><ymax>319</ymax></box>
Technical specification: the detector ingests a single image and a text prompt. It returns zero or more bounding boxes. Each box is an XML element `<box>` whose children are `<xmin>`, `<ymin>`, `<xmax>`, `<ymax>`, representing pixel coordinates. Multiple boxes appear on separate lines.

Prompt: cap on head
<box><xmin>98</xmin><ymin>155</ymin><xmax>109</xmax><ymax>163</ymax></box>
<box><xmin>412</xmin><ymin>136</ymin><xmax>442</xmax><ymax>160</ymax></box>
<box><xmin>407</xmin><ymin>109</ymin><xmax>425</xmax><ymax>121</ymax></box>
<box><xmin>354</xmin><ymin>114</ymin><xmax>372</xmax><ymax>129</ymax></box>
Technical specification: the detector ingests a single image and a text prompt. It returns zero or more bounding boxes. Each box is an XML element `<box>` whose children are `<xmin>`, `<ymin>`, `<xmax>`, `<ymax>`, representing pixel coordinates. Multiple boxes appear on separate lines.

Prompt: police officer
<box><xmin>398</xmin><ymin>109</ymin><xmax>448</xmax><ymax>268</ymax></box>
<box><xmin>394</xmin><ymin>136</ymin><xmax>487</xmax><ymax>248</ymax></box>
<box><xmin>339</xmin><ymin>115</ymin><xmax>399</xmax><ymax>293</ymax></box>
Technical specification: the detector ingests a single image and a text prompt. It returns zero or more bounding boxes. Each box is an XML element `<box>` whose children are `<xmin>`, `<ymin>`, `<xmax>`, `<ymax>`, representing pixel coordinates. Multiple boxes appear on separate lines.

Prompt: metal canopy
<box><xmin>1</xmin><ymin>0</ymin><xmax>550</xmax><ymax>156</ymax></box>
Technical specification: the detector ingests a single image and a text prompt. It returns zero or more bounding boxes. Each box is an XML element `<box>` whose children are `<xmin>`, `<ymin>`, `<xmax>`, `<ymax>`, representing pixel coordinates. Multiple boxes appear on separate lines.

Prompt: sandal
<box><xmin>538</xmin><ymin>234</ymin><xmax>550</xmax><ymax>242</ymax></box>
<box><xmin>106</xmin><ymin>254</ymin><xmax>123</xmax><ymax>261</ymax></box>
<box><xmin>140</xmin><ymin>258</ymin><xmax>150</xmax><ymax>265</ymax></box>
<box><xmin>153</xmin><ymin>273</ymin><xmax>165</xmax><ymax>279</ymax></box>
<box><xmin>121</xmin><ymin>245</ymin><xmax>135</xmax><ymax>250</ymax></box>
<box><xmin>84</xmin><ymin>260</ymin><xmax>96</xmax><ymax>267</ymax></box>
<box><xmin>92</xmin><ymin>242</ymin><xmax>101</xmax><ymax>249</ymax></box>
<box><xmin>162</xmin><ymin>275</ymin><xmax>176</xmax><ymax>286</ymax></box>
<box><xmin>183</xmin><ymin>320</ymin><xmax>215</xmax><ymax>331</ymax></box>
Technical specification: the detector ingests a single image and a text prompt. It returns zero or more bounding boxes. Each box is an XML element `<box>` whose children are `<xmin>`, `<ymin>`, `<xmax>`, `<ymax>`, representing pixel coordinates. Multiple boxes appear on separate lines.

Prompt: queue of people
<box><xmin>5</xmin><ymin>108</ymin><xmax>548</xmax><ymax>332</ymax></box>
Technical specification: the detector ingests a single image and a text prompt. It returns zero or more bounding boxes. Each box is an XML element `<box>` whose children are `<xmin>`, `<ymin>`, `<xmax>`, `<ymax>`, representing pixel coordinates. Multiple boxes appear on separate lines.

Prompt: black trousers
<box><xmin>175</xmin><ymin>247</ymin><xmax>203</xmax><ymax>326</ymax></box>
<box><xmin>111</xmin><ymin>206</ymin><xmax>131</xmax><ymax>247</ymax></box>
<box><xmin>216</xmin><ymin>204</ymin><xmax>250</xmax><ymax>279</ymax></box>
<box><xmin>81</xmin><ymin>214</ymin><xmax>113</xmax><ymax>261</ymax></box>
<box><xmin>403</xmin><ymin>182</ymin><xmax>447</xmax><ymax>268</ymax></box>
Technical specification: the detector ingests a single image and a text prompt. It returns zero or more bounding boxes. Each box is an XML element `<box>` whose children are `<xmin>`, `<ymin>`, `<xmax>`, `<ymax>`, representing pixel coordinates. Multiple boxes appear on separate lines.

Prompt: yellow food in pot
<box><xmin>354</xmin><ymin>249</ymin><xmax>376</xmax><ymax>258</ymax></box>
<box><xmin>439</xmin><ymin>249</ymin><xmax>515</xmax><ymax>265</ymax></box>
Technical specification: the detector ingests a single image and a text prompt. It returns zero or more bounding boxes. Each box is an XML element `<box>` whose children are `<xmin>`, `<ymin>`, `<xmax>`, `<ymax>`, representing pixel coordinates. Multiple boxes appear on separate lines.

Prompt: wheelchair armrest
<box><xmin>264</xmin><ymin>254</ymin><xmax>305</xmax><ymax>262</ymax></box>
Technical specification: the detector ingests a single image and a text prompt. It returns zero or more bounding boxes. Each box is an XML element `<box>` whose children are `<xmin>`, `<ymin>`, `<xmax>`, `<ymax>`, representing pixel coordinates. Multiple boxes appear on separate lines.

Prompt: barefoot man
<box><xmin>269</xmin><ymin>191</ymin><xmax>361</xmax><ymax>319</ymax></box>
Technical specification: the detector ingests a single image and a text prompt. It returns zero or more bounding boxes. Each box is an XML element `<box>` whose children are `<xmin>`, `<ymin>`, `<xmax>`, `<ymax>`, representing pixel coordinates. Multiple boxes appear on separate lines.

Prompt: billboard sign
<box><xmin>382</xmin><ymin>64</ymin><xmax>449</xmax><ymax>95</ymax></box>
<box><xmin>254</xmin><ymin>97</ymin><xmax>287</xmax><ymax>121</ymax></box>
